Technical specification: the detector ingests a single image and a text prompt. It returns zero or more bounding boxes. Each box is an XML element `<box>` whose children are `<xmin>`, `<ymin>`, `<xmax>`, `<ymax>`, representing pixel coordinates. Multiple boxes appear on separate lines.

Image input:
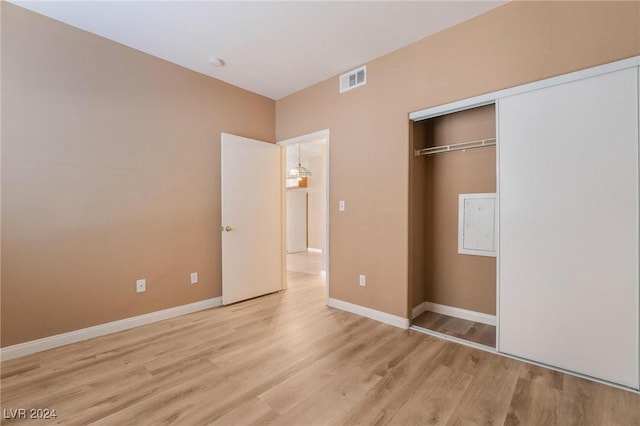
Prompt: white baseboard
<box><xmin>307</xmin><ymin>248</ymin><xmax>322</xmax><ymax>253</ymax></box>
<box><xmin>320</xmin><ymin>270</ymin><xmax>327</xmax><ymax>277</ymax></box>
<box><xmin>327</xmin><ymin>298</ymin><xmax>409</xmax><ymax>329</ymax></box>
<box><xmin>411</xmin><ymin>301</ymin><xmax>430</xmax><ymax>319</ymax></box>
<box><xmin>0</xmin><ymin>297</ymin><xmax>222</xmax><ymax>361</ymax></box>
<box><xmin>412</xmin><ymin>301</ymin><xmax>496</xmax><ymax>326</ymax></box>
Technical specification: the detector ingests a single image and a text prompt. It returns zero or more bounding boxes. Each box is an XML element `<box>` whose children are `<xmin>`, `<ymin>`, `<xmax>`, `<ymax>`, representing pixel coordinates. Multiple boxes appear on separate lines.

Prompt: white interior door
<box><xmin>221</xmin><ymin>133</ymin><xmax>282</xmax><ymax>305</ymax></box>
<box><xmin>498</xmin><ymin>68</ymin><xmax>639</xmax><ymax>388</ymax></box>
<box><xmin>286</xmin><ymin>191</ymin><xmax>307</xmax><ymax>253</ymax></box>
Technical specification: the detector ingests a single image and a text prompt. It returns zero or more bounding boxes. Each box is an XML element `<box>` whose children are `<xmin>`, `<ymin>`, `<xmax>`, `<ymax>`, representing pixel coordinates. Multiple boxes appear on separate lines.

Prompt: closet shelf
<box><xmin>414</xmin><ymin>138</ymin><xmax>496</xmax><ymax>157</ymax></box>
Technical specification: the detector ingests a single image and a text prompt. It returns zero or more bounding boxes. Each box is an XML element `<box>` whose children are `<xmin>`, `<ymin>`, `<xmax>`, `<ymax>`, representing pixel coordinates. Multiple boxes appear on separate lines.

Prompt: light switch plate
<box><xmin>339</xmin><ymin>200</ymin><xmax>345</xmax><ymax>211</ymax></box>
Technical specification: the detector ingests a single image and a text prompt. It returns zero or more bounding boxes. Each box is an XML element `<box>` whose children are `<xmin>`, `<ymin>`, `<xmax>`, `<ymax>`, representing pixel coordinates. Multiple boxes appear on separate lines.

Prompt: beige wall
<box><xmin>2</xmin><ymin>1</ymin><xmax>639</xmax><ymax>346</ymax></box>
<box><xmin>276</xmin><ymin>1</ymin><xmax>640</xmax><ymax>318</ymax></box>
<box><xmin>1</xmin><ymin>3</ymin><xmax>275</xmax><ymax>346</ymax></box>
<box><xmin>412</xmin><ymin>105</ymin><xmax>496</xmax><ymax>315</ymax></box>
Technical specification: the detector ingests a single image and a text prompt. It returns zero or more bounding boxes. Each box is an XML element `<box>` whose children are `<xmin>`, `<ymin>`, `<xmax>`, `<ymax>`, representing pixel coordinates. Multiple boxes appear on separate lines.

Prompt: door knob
<box><xmin>225</xmin><ymin>226</ymin><xmax>233</xmax><ymax>232</ymax></box>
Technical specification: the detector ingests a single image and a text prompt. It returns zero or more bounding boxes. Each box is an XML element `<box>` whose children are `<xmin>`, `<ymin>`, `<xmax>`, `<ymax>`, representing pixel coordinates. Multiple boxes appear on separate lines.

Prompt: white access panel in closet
<box><xmin>498</xmin><ymin>67</ymin><xmax>639</xmax><ymax>388</ymax></box>
<box><xmin>458</xmin><ymin>193</ymin><xmax>497</xmax><ymax>257</ymax></box>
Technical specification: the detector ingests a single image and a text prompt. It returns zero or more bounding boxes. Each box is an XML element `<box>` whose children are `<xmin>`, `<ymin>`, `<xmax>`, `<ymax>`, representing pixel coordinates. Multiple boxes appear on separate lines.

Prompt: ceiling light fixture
<box><xmin>208</xmin><ymin>57</ymin><xmax>225</xmax><ymax>67</ymax></box>
<box><xmin>287</xmin><ymin>144</ymin><xmax>312</xmax><ymax>181</ymax></box>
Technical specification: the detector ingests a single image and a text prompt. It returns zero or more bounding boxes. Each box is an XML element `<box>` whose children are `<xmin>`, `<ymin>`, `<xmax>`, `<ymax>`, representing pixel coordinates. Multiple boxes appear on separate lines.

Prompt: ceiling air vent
<box><xmin>339</xmin><ymin>65</ymin><xmax>366</xmax><ymax>93</ymax></box>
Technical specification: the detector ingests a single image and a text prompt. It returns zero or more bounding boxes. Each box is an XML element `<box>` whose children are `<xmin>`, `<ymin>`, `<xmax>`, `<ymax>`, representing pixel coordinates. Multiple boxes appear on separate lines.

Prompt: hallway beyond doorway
<box><xmin>286</xmin><ymin>251</ymin><xmax>323</xmax><ymax>292</ymax></box>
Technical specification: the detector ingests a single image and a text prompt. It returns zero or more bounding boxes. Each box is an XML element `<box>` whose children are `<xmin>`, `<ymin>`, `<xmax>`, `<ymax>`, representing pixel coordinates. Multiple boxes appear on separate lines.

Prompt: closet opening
<box><xmin>409</xmin><ymin>103</ymin><xmax>497</xmax><ymax>349</ymax></box>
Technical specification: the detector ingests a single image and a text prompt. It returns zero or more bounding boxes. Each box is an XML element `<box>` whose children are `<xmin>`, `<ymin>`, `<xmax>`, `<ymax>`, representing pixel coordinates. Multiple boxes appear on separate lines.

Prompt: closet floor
<box><xmin>413</xmin><ymin>310</ymin><xmax>496</xmax><ymax>348</ymax></box>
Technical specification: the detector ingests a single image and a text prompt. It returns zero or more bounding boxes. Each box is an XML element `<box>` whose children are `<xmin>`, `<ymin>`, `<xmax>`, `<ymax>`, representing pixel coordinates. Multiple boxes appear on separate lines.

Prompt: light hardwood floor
<box><xmin>413</xmin><ymin>311</ymin><xmax>496</xmax><ymax>348</ymax></box>
<box><xmin>286</xmin><ymin>250</ymin><xmax>322</xmax><ymax>276</ymax></box>
<box><xmin>2</xmin><ymin>252</ymin><xmax>639</xmax><ymax>425</ymax></box>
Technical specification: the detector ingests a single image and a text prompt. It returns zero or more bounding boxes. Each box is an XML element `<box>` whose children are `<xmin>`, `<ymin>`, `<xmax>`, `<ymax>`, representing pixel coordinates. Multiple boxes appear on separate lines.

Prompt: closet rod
<box><xmin>414</xmin><ymin>138</ymin><xmax>496</xmax><ymax>157</ymax></box>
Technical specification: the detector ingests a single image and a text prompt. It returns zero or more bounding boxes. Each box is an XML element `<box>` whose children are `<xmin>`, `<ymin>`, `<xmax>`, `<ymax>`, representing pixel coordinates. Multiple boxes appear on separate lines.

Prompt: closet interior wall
<box><xmin>410</xmin><ymin>104</ymin><xmax>496</xmax><ymax>316</ymax></box>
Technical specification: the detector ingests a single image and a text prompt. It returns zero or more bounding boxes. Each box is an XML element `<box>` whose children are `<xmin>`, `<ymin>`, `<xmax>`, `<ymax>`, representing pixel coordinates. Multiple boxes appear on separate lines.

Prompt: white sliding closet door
<box><xmin>498</xmin><ymin>68</ymin><xmax>639</xmax><ymax>388</ymax></box>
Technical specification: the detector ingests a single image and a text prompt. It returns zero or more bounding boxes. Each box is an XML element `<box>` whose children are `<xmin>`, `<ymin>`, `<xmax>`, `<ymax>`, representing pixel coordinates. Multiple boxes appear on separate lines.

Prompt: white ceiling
<box><xmin>11</xmin><ymin>1</ymin><xmax>505</xmax><ymax>100</ymax></box>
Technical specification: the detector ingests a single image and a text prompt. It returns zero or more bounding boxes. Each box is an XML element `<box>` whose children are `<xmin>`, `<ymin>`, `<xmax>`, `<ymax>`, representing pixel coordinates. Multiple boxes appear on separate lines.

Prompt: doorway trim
<box><xmin>278</xmin><ymin>129</ymin><xmax>330</xmax><ymax>303</ymax></box>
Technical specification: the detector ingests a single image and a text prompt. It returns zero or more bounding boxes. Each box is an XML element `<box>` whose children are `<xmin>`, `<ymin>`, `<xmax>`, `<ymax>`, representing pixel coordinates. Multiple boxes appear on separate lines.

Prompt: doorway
<box><xmin>278</xmin><ymin>130</ymin><xmax>330</xmax><ymax>299</ymax></box>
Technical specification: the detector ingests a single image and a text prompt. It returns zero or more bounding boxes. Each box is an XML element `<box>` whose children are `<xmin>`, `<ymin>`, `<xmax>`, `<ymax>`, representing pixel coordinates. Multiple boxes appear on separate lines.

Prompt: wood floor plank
<box><xmin>256</xmin><ymin>323</ymin><xmax>393</xmax><ymax>414</ymax></box>
<box><xmin>388</xmin><ymin>364</ymin><xmax>473</xmax><ymax>425</ymax></box>
<box><xmin>598</xmin><ymin>382</ymin><xmax>640</xmax><ymax>426</ymax></box>
<box><xmin>413</xmin><ymin>310</ymin><xmax>496</xmax><ymax>348</ymax></box>
<box><xmin>556</xmin><ymin>374</ymin><xmax>640</xmax><ymax>426</ymax></box>
<box><xmin>446</xmin><ymin>354</ymin><xmax>521</xmax><ymax>426</ymax></box>
<box><xmin>269</xmin><ymin>365</ymin><xmax>381</xmax><ymax>426</ymax></box>
<box><xmin>1</xmin><ymin>252</ymin><xmax>638</xmax><ymax>425</ymax></box>
<box><xmin>439</xmin><ymin>342</ymin><xmax>487</xmax><ymax>377</ymax></box>
<box><xmin>505</xmin><ymin>377</ymin><xmax>561</xmax><ymax>426</ymax></box>
<box><xmin>332</xmin><ymin>338</ymin><xmax>451</xmax><ymax>426</ymax></box>
<box><xmin>518</xmin><ymin>362</ymin><xmax>565</xmax><ymax>391</ymax></box>
<box><xmin>91</xmin><ymin>318</ymin><xmax>375</xmax><ymax>425</ymax></box>
<box><xmin>212</xmin><ymin>397</ymin><xmax>279</xmax><ymax>426</ymax></box>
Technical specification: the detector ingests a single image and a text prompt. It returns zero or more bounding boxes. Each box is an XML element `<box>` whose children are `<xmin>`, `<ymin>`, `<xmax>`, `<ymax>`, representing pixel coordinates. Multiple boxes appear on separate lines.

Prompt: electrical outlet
<box><xmin>339</xmin><ymin>200</ymin><xmax>345</xmax><ymax>211</ymax></box>
<box><xmin>359</xmin><ymin>274</ymin><xmax>366</xmax><ymax>287</ymax></box>
<box><xmin>190</xmin><ymin>272</ymin><xmax>198</xmax><ymax>284</ymax></box>
<box><xmin>136</xmin><ymin>279</ymin><xmax>146</xmax><ymax>293</ymax></box>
